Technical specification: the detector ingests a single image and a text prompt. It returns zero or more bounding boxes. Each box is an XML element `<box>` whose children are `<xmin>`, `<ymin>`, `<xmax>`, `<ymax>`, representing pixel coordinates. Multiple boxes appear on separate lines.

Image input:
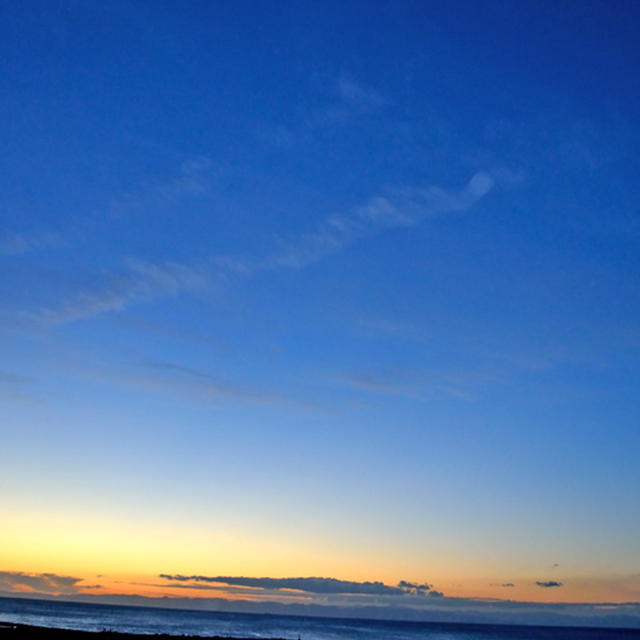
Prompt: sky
<box><xmin>1</xmin><ymin>0</ymin><xmax>639</xmax><ymax>629</ymax></box>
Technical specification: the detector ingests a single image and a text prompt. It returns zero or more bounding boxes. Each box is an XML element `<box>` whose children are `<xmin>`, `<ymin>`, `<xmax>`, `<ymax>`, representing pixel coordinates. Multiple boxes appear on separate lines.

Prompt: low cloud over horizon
<box><xmin>0</xmin><ymin>571</ymin><xmax>99</xmax><ymax>595</ymax></box>
<box><xmin>158</xmin><ymin>574</ymin><xmax>440</xmax><ymax>597</ymax></box>
<box><xmin>1</xmin><ymin>568</ymin><xmax>639</xmax><ymax>629</ymax></box>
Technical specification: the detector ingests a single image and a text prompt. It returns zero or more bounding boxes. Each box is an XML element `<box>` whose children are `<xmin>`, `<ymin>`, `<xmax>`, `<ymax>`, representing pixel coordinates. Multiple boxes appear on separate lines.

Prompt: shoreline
<box><xmin>0</xmin><ymin>622</ymin><xmax>289</xmax><ymax>640</ymax></box>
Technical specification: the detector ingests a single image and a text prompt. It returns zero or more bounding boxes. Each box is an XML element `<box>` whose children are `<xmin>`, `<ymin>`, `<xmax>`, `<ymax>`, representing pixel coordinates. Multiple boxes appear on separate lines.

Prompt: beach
<box><xmin>0</xmin><ymin>622</ymin><xmax>286</xmax><ymax>640</ymax></box>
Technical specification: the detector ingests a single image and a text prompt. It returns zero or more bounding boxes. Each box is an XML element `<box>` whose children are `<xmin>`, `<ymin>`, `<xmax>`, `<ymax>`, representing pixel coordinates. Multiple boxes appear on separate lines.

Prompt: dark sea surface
<box><xmin>0</xmin><ymin>597</ymin><xmax>638</xmax><ymax>640</ymax></box>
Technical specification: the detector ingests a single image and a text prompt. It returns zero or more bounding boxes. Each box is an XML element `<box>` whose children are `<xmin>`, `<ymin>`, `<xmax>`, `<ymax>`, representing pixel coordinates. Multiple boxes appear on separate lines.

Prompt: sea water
<box><xmin>0</xmin><ymin>596</ymin><xmax>638</xmax><ymax>640</ymax></box>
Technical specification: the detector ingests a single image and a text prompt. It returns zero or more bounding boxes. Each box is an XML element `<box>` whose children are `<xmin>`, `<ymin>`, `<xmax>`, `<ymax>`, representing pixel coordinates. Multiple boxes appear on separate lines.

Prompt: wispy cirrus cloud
<box><xmin>344</xmin><ymin>372</ymin><xmax>399</xmax><ymax>394</ymax></box>
<box><xmin>145</xmin><ymin>360</ymin><xmax>222</xmax><ymax>381</ymax></box>
<box><xmin>139</xmin><ymin>359</ymin><xmax>287</xmax><ymax>405</ymax></box>
<box><xmin>339</xmin><ymin>364</ymin><xmax>489</xmax><ymax>402</ymax></box>
<box><xmin>218</xmin><ymin>171</ymin><xmax>494</xmax><ymax>275</ymax></box>
<box><xmin>37</xmin><ymin>259</ymin><xmax>209</xmax><ymax>325</ymax></box>
<box><xmin>259</xmin><ymin>74</ymin><xmax>388</xmax><ymax>145</ymax></box>
<box><xmin>26</xmin><ymin>171</ymin><xmax>494</xmax><ymax>326</ymax></box>
<box><xmin>337</xmin><ymin>75</ymin><xmax>388</xmax><ymax>111</ymax></box>
<box><xmin>0</xmin><ymin>231</ymin><xmax>64</xmax><ymax>256</ymax></box>
<box><xmin>106</xmin><ymin>157</ymin><xmax>217</xmax><ymax>220</ymax></box>
<box><xmin>307</xmin><ymin>75</ymin><xmax>389</xmax><ymax>128</ymax></box>
<box><xmin>0</xmin><ymin>370</ymin><xmax>39</xmax><ymax>404</ymax></box>
<box><xmin>60</xmin><ymin>356</ymin><xmax>284</xmax><ymax>408</ymax></box>
<box><xmin>0</xmin><ymin>371</ymin><xmax>32</xmax><ymax>385</ymax></box>
<box><xmin>266</xmin><ymin>172</ymin><xmax>492</xmax><ymax>269</ymax></box>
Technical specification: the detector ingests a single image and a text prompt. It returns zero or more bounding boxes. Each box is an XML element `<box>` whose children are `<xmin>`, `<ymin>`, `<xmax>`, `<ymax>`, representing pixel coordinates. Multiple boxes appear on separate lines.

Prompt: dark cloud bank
<box><xmin>1</xmin><ymin>571</ymin><xmax>639</xmax><ymax>629</ymax></box>
<box><xmin>158</xmin><ymin>575</ymin><xmax>442</xmax><ymax>597</ymax></box>
<box><xmin>0</xmin><ymin>572</ymin><xmax>84</xmax><ymax>594</ymax></box>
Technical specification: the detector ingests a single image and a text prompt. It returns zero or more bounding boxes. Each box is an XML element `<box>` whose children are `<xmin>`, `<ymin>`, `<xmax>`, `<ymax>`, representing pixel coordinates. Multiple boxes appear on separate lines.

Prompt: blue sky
<box><xmin>1</xmin><ymin>0</ymin><xmax>639</xmax><ymax>625</ymax></box>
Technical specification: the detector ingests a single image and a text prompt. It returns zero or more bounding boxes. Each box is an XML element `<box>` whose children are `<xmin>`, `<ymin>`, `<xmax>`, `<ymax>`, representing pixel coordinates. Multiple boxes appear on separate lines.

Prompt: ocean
<box><xmin>0</xmin><ymin>597</ymin><xmax>638</xmax><ymax>640</ymax></box>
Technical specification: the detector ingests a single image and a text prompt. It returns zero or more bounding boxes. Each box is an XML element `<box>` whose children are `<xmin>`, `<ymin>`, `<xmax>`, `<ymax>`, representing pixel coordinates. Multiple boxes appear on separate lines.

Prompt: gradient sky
<box><xmin>1</xmin><ymin>0</ymin><xmax>640</xmax><ymax>627</ymax></box>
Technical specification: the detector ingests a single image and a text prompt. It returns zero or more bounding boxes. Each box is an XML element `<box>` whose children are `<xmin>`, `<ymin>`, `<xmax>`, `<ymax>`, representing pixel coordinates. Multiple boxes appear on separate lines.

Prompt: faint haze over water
<box><xmin>2</xmin><ymin>598</ymin><xmax>640</xmax><ymax>640</ymax></box>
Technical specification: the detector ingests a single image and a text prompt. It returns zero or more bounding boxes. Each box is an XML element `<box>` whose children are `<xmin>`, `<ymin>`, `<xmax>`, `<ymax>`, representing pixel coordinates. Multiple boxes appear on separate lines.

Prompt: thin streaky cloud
<box><xmin>339</xmin><ymin>366</ymin><xmax>484</xmax><ymax>402</ymax></box>
<box><xmin>358</xmin><ymin>316</ymin><xmax>425</xmax><ymax>337</ymax></box>
<box><xmin>106</xmin><ymin>157</ymin><xmax>217</xmax><ymax>220</ymax></box>
<box><xmin>30</xmin><ymin>173</ymin><xmax>494</xmax><ymax>326</ymax></box>
<box><xmin>221</xmin><ymin>171</ymin><xmax>495</xmax><ymax>275</ymax></box>
<box><xmin>0</xmin><ymin>388</ymin><xmax>43</xmax><ymax>405</ymax></box>
<box><xmin>106</xmin><ymin>313</ymin><xmax>232</xmax><ymax>355</ymax></box>
<box><xmin>139</xmin><ymin>359</ymin><xmax>287</xmax><ymax>405</ymax></box>
<box><xmin>144</xmin><ymin>360</ymin><xmax>221</xmax><ymax>381</ymax></box>
<box><xmin>0</xmin><ymin>371</ymin><xmax>40</xmax><ymax>404</ymax></box>
<box><xmin>269</xmin><ymin>171</ymin><xmax>494</xmax><ymax>268</ymax></box>
<box><xmin>255</xmin><ymin>124</ymin><xmax>295</xmax><ymax>149</ymax></box>
<box><xmin>344</xmin><ymin>372</ymin><xmax>399</xmax><ymax>393</ymax></box>
<box><xmin>0</xmin><ymin>231</ymin><xmax>65</xmax><ymax>256</ymax></box>
<box><xmin>2</xmin><ymin>158</ymin><xmax>218</xmax><ymax>272</ymax></box>
<box><xmin>37</xmin><ymin>259</ymin><xmax>209</xmax><ymax>325</ymax></box>
<box><xmin>133</xmin><ymin>582</ymin><xmax>313</xmax><ymax>601</ymax></box>
<box><xmin>307</xmin><ymin>76</ymin><xmax>389</xmax><ymax>129</ymax></box>
<box><xmin>433</xmin><ymin>384</ymin><xmax>478</xmax><ymax>401</ymax></box>
<box><xmin>336</xmin><ymin>74</ymin><xmax>389</xmax><ymax>111</ymax></box>
<box><xmin>260</xmin><ymin>75</ymin><xmax>388</xmax><ymax>147</ymax></box>
<box><xmin>0</xmin><ymin>370</ymin><xmax>33</xmax><ymax>386</ymax></box>
<box><xmin>62</xmin><ymin>359</ymin><xmax>283</xmax><ymax>408</ymax></box>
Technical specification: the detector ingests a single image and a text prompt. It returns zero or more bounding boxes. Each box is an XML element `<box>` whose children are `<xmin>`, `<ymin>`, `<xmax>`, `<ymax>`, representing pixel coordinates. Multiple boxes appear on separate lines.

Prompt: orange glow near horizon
<box><xmin>1</xmin><ymin>564</ymin><xmax>637</xmax><ymax>606</ymax></box>
<box><xmin>2</xmin><ymin>500</ymin><xmax>637</xmax><ymax>606</ymax></box>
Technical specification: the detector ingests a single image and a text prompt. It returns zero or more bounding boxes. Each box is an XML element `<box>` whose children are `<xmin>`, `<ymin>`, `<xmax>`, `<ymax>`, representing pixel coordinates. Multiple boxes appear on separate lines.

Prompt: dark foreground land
<box><xmin>0</xmin><ymin>622</ymin><xmax>288</xmax><ymax>640</ymax></box>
